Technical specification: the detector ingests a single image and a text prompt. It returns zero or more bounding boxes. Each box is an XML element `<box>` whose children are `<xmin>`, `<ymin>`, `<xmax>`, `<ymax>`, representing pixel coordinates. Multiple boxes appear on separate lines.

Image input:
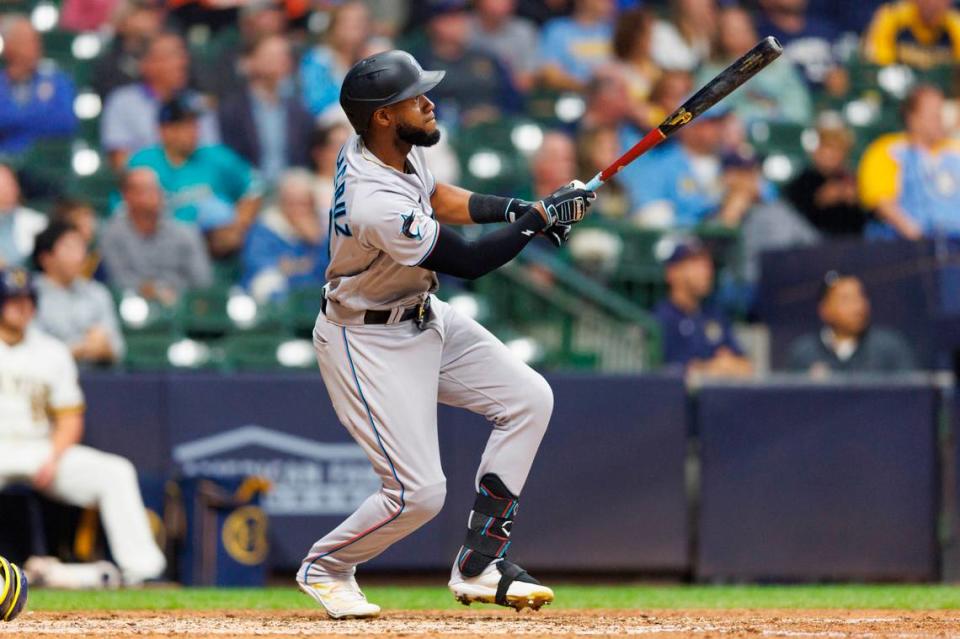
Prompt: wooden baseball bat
<box><xmin>583</xmin><ymin>36</ymin><xmax>783</xmax><ymax>192</ymax></box>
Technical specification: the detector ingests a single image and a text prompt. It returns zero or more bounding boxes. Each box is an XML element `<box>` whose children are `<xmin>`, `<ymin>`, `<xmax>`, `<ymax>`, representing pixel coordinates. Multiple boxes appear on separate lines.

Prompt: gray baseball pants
<box><xmin>298</xmin><ymin>297</ymin><xmax>553</xmax><ymax>582</ymax></box>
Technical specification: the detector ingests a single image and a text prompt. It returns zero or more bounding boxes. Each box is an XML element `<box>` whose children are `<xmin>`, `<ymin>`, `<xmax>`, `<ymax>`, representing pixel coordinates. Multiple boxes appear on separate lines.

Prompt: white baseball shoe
<box><xmin>449</xmin><ymin>559</ymin><xmax>554</xmax><ymax>611</ymax></box>
<box><xmin>297</xmin><ymin>576</ymin><xmax>381</xmax><ymax>619</ymax></box>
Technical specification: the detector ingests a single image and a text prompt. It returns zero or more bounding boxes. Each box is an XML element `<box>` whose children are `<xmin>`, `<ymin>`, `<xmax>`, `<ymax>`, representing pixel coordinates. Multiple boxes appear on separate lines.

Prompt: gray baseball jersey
<box><xmin>325</xmin><ymin>134</ymin><xmax>440</xmax><ymax>314</ymax></box>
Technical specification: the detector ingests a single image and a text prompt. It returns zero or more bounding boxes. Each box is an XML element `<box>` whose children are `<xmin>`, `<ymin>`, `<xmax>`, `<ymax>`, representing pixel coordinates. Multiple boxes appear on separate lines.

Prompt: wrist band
<box><xmin>468</xmin><ymin>193</ymin><xmax>530</xmax><ymax>224</ymax></box>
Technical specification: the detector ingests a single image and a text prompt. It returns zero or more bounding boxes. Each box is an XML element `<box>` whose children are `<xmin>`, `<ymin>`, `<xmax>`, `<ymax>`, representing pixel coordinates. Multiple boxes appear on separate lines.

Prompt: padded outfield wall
<box><xmin>76</xmin><ymin>372</ymin><xmax>948</xmax><ymax>581</ymax></box>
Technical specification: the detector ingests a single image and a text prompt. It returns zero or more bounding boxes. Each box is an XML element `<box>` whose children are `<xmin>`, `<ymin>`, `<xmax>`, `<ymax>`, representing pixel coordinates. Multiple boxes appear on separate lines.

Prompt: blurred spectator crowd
<box><xmin>0</xmin><ymin>0</ymin><xmax>956</xmax><ymax>374</ymax></box>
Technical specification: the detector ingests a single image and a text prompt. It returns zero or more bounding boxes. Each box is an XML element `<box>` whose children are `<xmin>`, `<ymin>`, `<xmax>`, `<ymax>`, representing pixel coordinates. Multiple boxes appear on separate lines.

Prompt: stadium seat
<box><xmin>220</xmin><ymin>334</ymin><xmax>316</xmax><ymax>372</ymax></box>
<box><xmin>73</xmin><ymin>169</ymin><xmax>116</xmax><ymax>213</ymax></box>
<box><xmin>177</xmin><ymin>285</ymin><xmax>283</xmax><ymax>337</ymax></box>
<box><xmin>748</xmin><ymin>122</ymin><xmax>808</xmax><ymax>158</ymax></box>
<box><xmin>123</xmin><ymin>334</ymin><xmax>178</xmax><ymax>371</ymax></box>
<box><xmin>41</xmin><ymin>30</ymin><xmax>75</xmax><ymax>59</ymax></box>
<box><xmin>124</xmin><ymin>334</ymin><xmax>222</xmax><ymax>371</ymax></box>
<box><xmin>111</xmin><ymin>289</ymin><xmax>177</xmax><ymax>335</ymax></box>
<box><xmin>284</xmin><ymin>286</ymin><xmax>325</xmax><ymax>337</ymax></box>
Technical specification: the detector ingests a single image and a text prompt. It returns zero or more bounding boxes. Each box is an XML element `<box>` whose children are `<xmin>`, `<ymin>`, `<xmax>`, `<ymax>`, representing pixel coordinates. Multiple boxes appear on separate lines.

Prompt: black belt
<box><xmin>321</xmin><ymin>293</ymin><xmax>426</xmax><ymax>325</ymax></box>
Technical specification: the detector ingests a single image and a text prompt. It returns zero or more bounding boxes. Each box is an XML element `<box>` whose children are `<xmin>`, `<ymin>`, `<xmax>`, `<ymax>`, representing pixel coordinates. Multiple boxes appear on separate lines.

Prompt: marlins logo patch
<box><xmin>401</xmin><ymin>210</ymin><xmax>429</xmax><ymax>241</ymax></box>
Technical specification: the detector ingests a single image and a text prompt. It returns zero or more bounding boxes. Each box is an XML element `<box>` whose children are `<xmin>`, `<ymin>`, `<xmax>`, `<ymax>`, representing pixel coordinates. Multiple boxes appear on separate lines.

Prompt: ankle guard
<box><xmin>456</xmin><ymin>474</ymin><xmax>519</xmax><ymax>577</ymax></box>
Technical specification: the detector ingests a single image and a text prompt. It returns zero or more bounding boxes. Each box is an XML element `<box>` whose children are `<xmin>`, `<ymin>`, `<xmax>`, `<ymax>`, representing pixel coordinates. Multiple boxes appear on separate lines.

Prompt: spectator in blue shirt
<box><xmin>537</xmin><ymin>0</ymin><xmax>615</xmax><ymax>91</ymax></box>
<box><xmin>241</xmin><ymin>169</ymin><xmax>328</xmax><ymax>303</ymax></box>
<box><xmin>299</xmin><ymin>1</ymin><xmax>372</xmax><ymax>121</ymax></box>
<box><xmin>622</xmin><ymin>106</ymin><xmax>745</xmax><ymax>227</ymax></box>
<box><xmin>128</xmin><ymin>94</ymin><xmax>264</xmax><ymax>259</ymax></box>
<box><xmin>654</xmin><ymin>237</ymin><xmax>753</xmax><ymax>376</ymax></box>
<box><xmin>0</xmin><ymin>16</ymin><xmax>77</xmax><ymax>154</ymax></box>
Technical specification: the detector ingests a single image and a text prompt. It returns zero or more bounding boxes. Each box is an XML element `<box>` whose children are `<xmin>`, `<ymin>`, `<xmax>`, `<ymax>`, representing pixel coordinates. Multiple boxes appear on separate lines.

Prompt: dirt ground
<box><xmin>2</xmin><ymin>609</ymin><xmax>959</xmax><ymax>638</ymax></box>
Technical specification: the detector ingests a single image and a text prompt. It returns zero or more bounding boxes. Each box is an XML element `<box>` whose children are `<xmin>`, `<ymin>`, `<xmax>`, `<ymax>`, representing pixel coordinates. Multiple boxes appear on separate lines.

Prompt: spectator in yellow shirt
<box><xmin>857</xmin><ymin>84</ymin><xmax>960</xmax><ymax>239</ymax></box>
<box><xmin>864</xmin><ymin>0</ymin><xmax>960</xmax><ymax>68</ymax></box>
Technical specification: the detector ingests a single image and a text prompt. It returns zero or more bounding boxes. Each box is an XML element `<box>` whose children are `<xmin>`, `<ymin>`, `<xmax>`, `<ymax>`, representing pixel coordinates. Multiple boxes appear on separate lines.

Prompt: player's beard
<box><xmin>397</xmin><ymin>123</ymin><xmax>441</xmax><ymax>147</ymax></box>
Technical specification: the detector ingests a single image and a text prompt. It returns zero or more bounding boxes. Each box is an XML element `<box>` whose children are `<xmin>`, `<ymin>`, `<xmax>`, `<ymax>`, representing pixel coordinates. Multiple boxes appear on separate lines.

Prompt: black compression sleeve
<box><xmin>420</xmin><ymin>209</ymin><xmax>547</xmax><ymax>280</ymax></box>
<box><xmin>468</xmin><ymin>193</ymin><xmax>531</xmax><ymax>224</ymax></box>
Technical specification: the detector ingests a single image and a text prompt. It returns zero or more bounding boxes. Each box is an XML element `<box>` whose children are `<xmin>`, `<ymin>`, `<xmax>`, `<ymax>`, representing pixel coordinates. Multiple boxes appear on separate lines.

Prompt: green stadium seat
<box><xmin>177</xmin><ymin>286</ymin><xmax>233</xmax><ymax>337</ymax></box>
<box><xmin>123</xmin><ymin>334</ymin><xmax>177</xmax><ymax>371</ymax></box>
<box><xmin>212</xmin><ymin>257</ymin><xmax>241</xmax><ymax>286</ymax></box>
<box><xmin>449</xmin><ymin>117</ymin><xmax>545</xmax><ymax>196</ymax></box>
<box><xmin>125</xmin><ymin>334</ymin><xmax>222</xmax><ymax>371</ymax></box>
<box><xmin>41</xmin><ymin>30</ymin><xmax>74</xmax><ymax>58</ymax></box>
<box><xmin>111</xmin><ymin>289</ymin><xmax>177</xmax><ymax>335</ymax></box>
<box><xmin>749</xmin><ymin>122</ymin><xmax>808</xmax><ymax>158</ymax></box>
<box><xmin>221</xmin><ymin>334</ymin><xmax>316</xmax><ymax>372</ymax></box>
<box><xmin>284</xmin><ymin>286</ymin><xmax>324</xmax><ymax>336</ymax></box>
<box><xmin>74</xmin><ymin>169</ymin><xmax>116</xmax><ymax>213</ymax></box>
<box><xmin>177</xmin><ymin>285</ymin><xmax>283</xmax><ymax>337</ymax></box>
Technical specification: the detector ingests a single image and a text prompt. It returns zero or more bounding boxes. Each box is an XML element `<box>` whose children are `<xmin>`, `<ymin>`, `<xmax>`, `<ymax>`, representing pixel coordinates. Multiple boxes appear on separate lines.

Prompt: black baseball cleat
<box><xmin>448</xmin><ymin>559</ymin><xmax>554</xmax><ymax>611</ymax></box>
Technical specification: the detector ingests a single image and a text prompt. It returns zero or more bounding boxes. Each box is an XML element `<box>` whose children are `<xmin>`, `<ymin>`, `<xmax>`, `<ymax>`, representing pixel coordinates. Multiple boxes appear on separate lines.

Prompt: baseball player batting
<box><xmin>296</xmin><ymin>50</ymin><xmax>595</xmax><ymax>618</ymax></box>
<box><xmin>0</xmin><ymin>268</ymin><xmax>165</xmax><ymax>585</ymax></box>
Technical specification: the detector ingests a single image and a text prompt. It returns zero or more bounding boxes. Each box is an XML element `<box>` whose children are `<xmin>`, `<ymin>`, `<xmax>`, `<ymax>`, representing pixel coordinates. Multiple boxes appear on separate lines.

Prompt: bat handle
<box><xmin>584</xmin><ymin>173</ymin><xmax>603</xmax><ymax>192</ymax></box>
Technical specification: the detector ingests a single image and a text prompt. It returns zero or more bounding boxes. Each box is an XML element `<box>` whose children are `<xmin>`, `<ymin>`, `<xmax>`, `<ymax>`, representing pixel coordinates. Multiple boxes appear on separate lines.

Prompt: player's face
<box><xmin>393</xmin><ymin>94</ymin><xmax>441</xmax><ymax>147</ymax></box>
<box><xmin>0</xmin><ymin>296</ymin><xmax>35</xmax><ymax>333</ymax></box>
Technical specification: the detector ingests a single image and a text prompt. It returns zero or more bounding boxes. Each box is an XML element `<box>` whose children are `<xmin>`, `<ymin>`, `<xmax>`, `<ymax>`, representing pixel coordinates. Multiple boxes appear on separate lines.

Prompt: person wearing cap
<box><xmin>785</xmin><ymin>273</ymin><xmax>917</xmax><ymax>375</ymax></box>
<box><xmin>32</xmin><ymin>221</ymin><xmax>125</xmax><ymax>366</ymax></box>
<box><xmin>298</xmin><ymin>49</ymin><xmax>595</xmax><ymax>618</ymax></box>
<box><xmin>654</xmin><ymin>238</ymin><xmax>753</xmax><ymax>377</ymax></box>
<box><xmin>0</xmin><ymin>267</ymin><xmax>166</xmax><ymax>586</ymax></box>
<box><xmin>128</xmin><ymin>94</ymin><xmax>264</xmax><ymax>258</ymax></box>
<box><xmin>101</xmin><ymin>32</ymin><xmax>219</xmax><ymax>172</ymax></box>
<box><xmin>411</xmin><ymin>0</ymin><xmax>521</xmax><ymax>127</ymax></box>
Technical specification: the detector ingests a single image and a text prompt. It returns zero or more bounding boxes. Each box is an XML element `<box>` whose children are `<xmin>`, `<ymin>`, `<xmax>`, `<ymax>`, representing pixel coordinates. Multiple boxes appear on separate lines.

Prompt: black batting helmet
<box><xmin>339</xmin><ymin>50</ymin><xmax>445</xmax><ymax>135</ymax></box>
<box><xmin>0</xmin><ymin>267</ymin><xmax>37</xmax><ymax>307</ymax></box>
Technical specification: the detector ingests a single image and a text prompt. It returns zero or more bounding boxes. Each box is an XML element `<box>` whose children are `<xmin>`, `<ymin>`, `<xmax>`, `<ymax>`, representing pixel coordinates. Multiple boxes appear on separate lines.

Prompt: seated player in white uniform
<box><xmin>0</xmin><ymin>268</ymin><xmax>165</xmax><ymax>585</ymax></box>
<box><xmin>296</xmin><ymin>50</ymin><xmax>596</xmax><ymax>618</ymax></box>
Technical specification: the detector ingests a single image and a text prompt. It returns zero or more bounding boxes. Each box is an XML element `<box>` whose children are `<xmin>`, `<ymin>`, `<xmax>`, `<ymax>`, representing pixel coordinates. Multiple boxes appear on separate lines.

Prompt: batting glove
<box><xmin>542</xmin><ymin>222</ymin><xmax>572</xmax><ymax>247</ymax></box>
<box><xmin>538</xmin><ymin>180</ymin><xmax>596</xmax><ymax>227</ymax></box>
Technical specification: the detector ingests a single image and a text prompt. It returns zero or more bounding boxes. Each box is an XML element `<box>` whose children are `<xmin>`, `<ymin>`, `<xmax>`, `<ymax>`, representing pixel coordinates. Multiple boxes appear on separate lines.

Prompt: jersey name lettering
<box><xmin>331</xmin><ymin>151</ymin><xmax>351</xmax><ymax>238</ymax></box>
